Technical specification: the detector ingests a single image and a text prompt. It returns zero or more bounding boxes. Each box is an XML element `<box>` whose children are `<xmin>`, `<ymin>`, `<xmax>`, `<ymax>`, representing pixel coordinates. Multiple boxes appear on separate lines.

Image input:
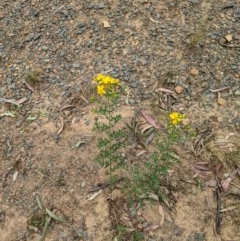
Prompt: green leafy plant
<box><xmin>93</xmin><ymin>74</ymin><xmax>128</xmax><ymax>181</ymax></box>
<box><xmin>126</xmin><ymin>124</ymin><xmax>182</xmax><ymax>202</ymax></box>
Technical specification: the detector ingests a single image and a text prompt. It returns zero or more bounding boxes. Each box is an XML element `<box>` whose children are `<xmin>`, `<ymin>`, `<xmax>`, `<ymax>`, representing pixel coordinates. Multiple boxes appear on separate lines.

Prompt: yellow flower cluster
<box><xmin>169</xmin><ymin>112</ymin><xmax>185</xmax><ymax>125</ymax></box>
<box><xmin>95</xmin><ymin>74</ymin><xmax>120</xmax><ymax>96</ymax></box>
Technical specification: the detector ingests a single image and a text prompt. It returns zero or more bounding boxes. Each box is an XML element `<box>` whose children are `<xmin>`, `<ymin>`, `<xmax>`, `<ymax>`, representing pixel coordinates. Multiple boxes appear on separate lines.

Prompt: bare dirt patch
<box><xmin>1</xmin><ymin>0</ymin><xmax>240</xmax><ymax>241</ymax></box>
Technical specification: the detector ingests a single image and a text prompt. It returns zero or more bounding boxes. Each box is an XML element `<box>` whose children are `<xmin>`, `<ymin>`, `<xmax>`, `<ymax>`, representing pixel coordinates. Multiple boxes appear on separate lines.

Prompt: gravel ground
<box><xmin>0</xmin><ymin>0</ymin><xmax>240</xmax><ymax>241</ymax></box>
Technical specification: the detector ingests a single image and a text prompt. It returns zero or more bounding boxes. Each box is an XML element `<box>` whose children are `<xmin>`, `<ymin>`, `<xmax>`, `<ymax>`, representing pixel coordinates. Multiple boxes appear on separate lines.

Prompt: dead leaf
<box><xmin>103</xmin><ymin>20</ymin><xmax>111</xmax><ymax>28</ymax></box>
<box><xmin>136</xmin><ymin>150</ymin><xmax>147</xmax><ymax>157</ymax></box>
<box><xmin>190</xmin><ymin>68</ymin><xmax>199</xmax><ymax>76</ymax></box>
<box><xmin>175</xmin><ymin>85</ymin><xmax>184</xmax><ymax>94</ymax></box>
<box><xmin>13</xmin><ymin>171</ymin><xmax>18</xmax><ymax>182</ymax></box>
<box><xmin>57</xmin><ymin>116</ymin><xmax>64</xmax><ymax>135</ymax></box>
<box><xmin>140</xmin><ymin>123</ymin><xmax>153</xmax><ymax>134</ymax></box>
<box><xmin>88</xmin><ymin>189</ymin><xmax>102</xmax><ymax>200</ymax></box>
<box><xmin>193</xmin><ymin>163</ymin><xmax>211</xmax><ymax>171</ymax></box>
<box><xmin>141</xmin><ymin>111</ymin><xmax>160</xmax><ymax>129</ymax></box>
<box><xmin>210</xmin><ymin>87</ymin><xmax>230</xmax><ymax>92</ymax></box>
<box><xmin>158</xmin><ymin>205</ymin><xmax>165</xmax><ymax>227</ymax></box>
<box><xmin>225</xmin><ymin>34</ymin><xmax>232</xmax><ymax>42</ymax></box>
<box><xmin>15</xmin><ymin>97</ymin><xmax>28</xmax><ymax>105</ymax></box>
<box><xmin>143</xmin><ymin>225</ymin><xmax>160</xmax><ymax>232</ymax></box>
<box><xmin>0</xmin><ymin>96</ymin><xmax>28</xmax><ymax>106</ymax></box>
<box><xmin>220</xmin><ymin>205</ymin><xmax>239</xmax><ymax>213</ymax></box>
<box><xmin>191</xmin><ymin>164</ymin><xmax>212</xmax><ymax>177</ymax></box>
<box><xmin>155</xmin><ymin>87</ymin><xmax>175</xmax><ymax>94</ymax></box>
<box><xmin>205</xmin><ymin>179</ymin><xmax>217</xmax><ymax>187</ymax></box>
<box><xmin>75</xmin><ymin>140</ymin><xmax>87</xmax><ymax>148</ymax></box>
<box><xmin>24</xmin><ymin>80</ymin><xmax>35</xmax><ymax>92</ymax></box>
<box><xmin>148</xmin><ymin>193</ymin><xmax>159</xmax><ymax>201</ymax></box>
<box><xmin>221</xmin><ymin>168</ymin><xmax>240</xmax><ymax>192</ymax></box>
<box><xmin>145</xmin><ymin>132</ymin><xmax>155</xmax><ymax>144</ymax></box>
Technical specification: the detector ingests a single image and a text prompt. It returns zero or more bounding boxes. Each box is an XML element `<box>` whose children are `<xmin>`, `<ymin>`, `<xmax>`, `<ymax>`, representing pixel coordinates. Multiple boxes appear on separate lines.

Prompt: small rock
<box><xmin>225</xmin><ymin>34</ymin><xmax>233</xmax><ymax>42</ymax></box>
<box><xmin>103</xmin><ymin>20</ymin><xmax>111</xmax><ymax>28</ymax></box>
<box><xmin>73</xmin><ymin>63</ymin><xmax>80</xmax><ymax>68</ymax></box>
<box><xmin>41</xmin><ymin>46</ymin><xmax>49</xmax><ymax>51</ymax></box>
<box><xmin>234</xmin><ymin>90</ymin><xmax>240</xmax><ymax>96</ymax></box>
<box><xmin>129</xmin><ymin>82</ymin><xmax>138</xmax><ymax>88</ymax></box>
<box><xmin>218</xmin><ymin>97</ymin><xmax>226</xmax><ymax>106</ymax></box>
<box><xmin>190</xmin><ymin>68</ymin><xmax>199</xmax><ymax>76</ymax></box>
<box><xmin>129</xmin><ymin>99</ymin><xmax>136</xmax><ymax>106</ymax></box>
<box><xmin>175</xmin><ymin>85</ymin><xmax>184</xmax><ymax>94</ymax></box>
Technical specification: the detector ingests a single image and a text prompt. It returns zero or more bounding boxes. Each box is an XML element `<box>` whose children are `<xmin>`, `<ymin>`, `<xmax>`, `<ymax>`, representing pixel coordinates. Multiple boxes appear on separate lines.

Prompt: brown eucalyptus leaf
<box><xmin>141</xmin><ymin>111</ymin><xmax>160</xmax><ymax>129</ymax></box>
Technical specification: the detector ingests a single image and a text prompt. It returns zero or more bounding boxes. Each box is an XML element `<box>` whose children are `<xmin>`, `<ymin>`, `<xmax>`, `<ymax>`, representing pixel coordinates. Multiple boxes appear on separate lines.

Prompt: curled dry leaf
<box><xmin>0</xmin><ymin>96</ymin><xmax>28</xmax><ymax>106</ymax></box>
<box><xmin>87</xmin><ymin>189</ymin><xmax>102</xmax><ymax>200</ymax></box>
<box><xmin>57</xmin><ymin>116</ymin><xmax>64</xmax><ymax>135</ymax></box>
<box><xmin>16</xmin><ymin>97</ymin><xmax>28</xmax><ymax>105</ymax></box>
<box><xmin>141</xmin><ymin>110</ymin><xmax>160</xmax><ymax>129</ymax></box>
<box><xmin>221</xmin><ymin>168</ymin><xmax>240</xmax><ymax>192</ymax></box>
<box><xmin>145</xmin><ymin>132</ymin><xmax>155</xmax><ymax>144</ymax></box>
<box><xmin>191</xmin><ymin>164</ymin><xmax>212</xmax><ymax>177</ymax></box>
<box><xmin>148</xmin><ymin>193</ymin><xmax>159</xmax><ymax>201</ymax></box>
<box><xmin>23</xmin><ymin>80</ymin><xmax>35</xmax><ymax>92</ymax></box>
<box><xmin>210</xmin><ymin>87</ymin><xmax>230</xmax><ymax>92</ymax></box>
<box><xmin>75</xmin><ymin>140</ymin><xmax>87</xmax><ymax>149</ymax></box>
<box><xmin>140</xmin><ymin>123</ymin><xmax>153</xmax><ymax>134</ymax></box>
<box><xmin>143</xmin><ymin>225</ymin><xmax>160</xmax><ymax>232</ymax></box>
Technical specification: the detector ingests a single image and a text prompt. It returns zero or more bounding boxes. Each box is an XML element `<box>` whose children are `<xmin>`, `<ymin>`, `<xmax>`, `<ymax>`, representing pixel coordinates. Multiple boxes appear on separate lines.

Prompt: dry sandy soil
<box><xmin>0</xmin><ymin>0</ymin><xmax>240</xmax><ymax>241</ymax></box>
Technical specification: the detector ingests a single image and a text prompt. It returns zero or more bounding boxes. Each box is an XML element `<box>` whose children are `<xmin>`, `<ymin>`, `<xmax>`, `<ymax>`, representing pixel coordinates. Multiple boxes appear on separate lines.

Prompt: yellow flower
<box><xmin>169</xmin><ymin>112</ymin><xmax>185</xmax><ymax>125</ymax></box>
<box><xmin>97</xmin><ymin>85</ymin><xmax>106</xmax><ymax>95</ymax></box>
<box><xmin>95</xmin><ymin>74</ymin><xmax>120</xmax><ymax>96</ymax></box>
<box><xmin>95</xmin><ymin>74</ymin><xmax>120</xmax><ymax>85</ymax></box>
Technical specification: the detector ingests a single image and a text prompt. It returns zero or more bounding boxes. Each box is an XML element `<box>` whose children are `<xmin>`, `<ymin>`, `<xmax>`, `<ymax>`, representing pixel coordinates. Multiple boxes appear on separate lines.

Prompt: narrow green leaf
<box><xmin>39</xmin><ymin>216</ymin><xmax>51</xmax><ymax>241</ymax></box>
<box><xmin>46</xmin><ymin>208</ymin><xmax>67</xmax><ymax>222</ymax></box>
<box><xmin>75</xmin><ymin>140</ymin><xmax>87</xmax><ymax>149</ymax></box>
<box><xmin>0</xmin><ymin>111</ymin><xmax>15</xmax><ymax>117</ymax></box>
<box><xmin>26</xmin><ymin>116</ymin><xmax>37</xmax><ymax>121</ymax></box>
<box><xmin>36</xmin><ymin>195</ymin><xmax>43</xmax><ymax>210</ymax></box>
